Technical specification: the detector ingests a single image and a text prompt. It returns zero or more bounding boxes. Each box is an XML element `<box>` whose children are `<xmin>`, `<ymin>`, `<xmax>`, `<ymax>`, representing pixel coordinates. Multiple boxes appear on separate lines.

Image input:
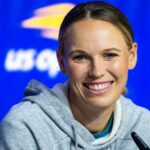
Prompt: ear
<box><xmin>56</xmin><ymin>49</ymin><xmax>67</xmax><ymax>73</ymax></box>
<box><xmin>128</xmin><ymin>42</ymin><xmax>138</xmax><ymax>70</ymax></box>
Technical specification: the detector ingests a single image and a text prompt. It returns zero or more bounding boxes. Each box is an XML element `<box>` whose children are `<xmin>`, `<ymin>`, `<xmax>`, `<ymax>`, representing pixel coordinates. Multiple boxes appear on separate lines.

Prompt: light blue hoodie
<box><xmin>0</xmin><ymin>80</ymin><xmax>150</xmax><ymax>150</ymax></box>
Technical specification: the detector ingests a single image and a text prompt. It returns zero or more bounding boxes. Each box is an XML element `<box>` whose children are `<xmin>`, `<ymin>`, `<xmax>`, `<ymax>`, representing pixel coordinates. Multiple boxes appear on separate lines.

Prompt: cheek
<box><xmin>67</xmin><ymin>62</ymin><xmax>89</xmax><ymax>80</ymax></box>
<box><xmin>108</xmin><ymin>59</ymin><xmax>129</xmax><ymax>78</ymax></box>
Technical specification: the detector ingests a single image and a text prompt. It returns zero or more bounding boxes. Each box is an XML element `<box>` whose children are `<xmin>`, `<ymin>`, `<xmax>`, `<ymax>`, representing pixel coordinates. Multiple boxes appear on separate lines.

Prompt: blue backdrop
<box><xmin>0</xmin><ymin>0</ymin><xmax>150</xmax><ymax>121</ymax></box>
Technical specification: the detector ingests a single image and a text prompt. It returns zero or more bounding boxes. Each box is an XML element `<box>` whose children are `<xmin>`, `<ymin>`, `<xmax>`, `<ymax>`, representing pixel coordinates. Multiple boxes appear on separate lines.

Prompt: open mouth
<box><xmin>83</xmin><ymin>81</ymin><xmax>113</xmax><ymax>94</ymax></box>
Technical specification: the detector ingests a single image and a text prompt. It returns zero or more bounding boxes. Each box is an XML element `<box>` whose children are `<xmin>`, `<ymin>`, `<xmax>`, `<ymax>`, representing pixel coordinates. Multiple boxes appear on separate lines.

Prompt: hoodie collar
<box><xmin>23</xmin><ymin>79</ymin><xmax>123</xmax><ymax>149</ymax></box>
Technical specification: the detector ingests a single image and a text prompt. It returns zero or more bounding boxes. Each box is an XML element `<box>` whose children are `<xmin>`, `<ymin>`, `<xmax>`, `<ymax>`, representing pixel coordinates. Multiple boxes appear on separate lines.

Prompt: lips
<box><xmin>83</xmin><ymin>81</ymin><xmax>113</xmax><ymax>95</ymax></box>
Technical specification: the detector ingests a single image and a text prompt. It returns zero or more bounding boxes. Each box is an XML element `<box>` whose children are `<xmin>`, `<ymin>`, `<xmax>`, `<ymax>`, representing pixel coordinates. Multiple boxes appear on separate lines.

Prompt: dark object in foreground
<box><xmin>131</xmin><ymin>132</ymin><xmax>150</xmax><ymax>150</ymax></box>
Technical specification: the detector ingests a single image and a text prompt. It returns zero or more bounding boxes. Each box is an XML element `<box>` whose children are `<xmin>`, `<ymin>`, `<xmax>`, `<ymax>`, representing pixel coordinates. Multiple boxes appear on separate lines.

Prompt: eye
<box><xmin>72</xmin><ymin>54</ymin><xmax>88</xmax><ymax>62</ymax></box>
<box><xmin>103</xmin><ymin>53</ymin><xmax>118</xmax><ymax>60</ymax></box>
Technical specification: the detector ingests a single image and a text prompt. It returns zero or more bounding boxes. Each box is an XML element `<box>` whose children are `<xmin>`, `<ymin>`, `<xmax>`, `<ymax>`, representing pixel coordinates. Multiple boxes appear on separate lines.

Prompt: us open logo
<box><xmin>22</xmin><ymin>3</ymin><xmax>74</xmax><ymax>39</ymax></box>
<box><xmin>5</xmin><ymin>3</ymin><xmax>74</xmax><ymax>77</ymax></box>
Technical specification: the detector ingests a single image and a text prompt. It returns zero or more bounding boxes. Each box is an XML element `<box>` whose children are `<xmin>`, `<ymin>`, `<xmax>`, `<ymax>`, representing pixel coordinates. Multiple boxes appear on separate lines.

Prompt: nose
<box><xmin>88</xmin><ymin>58</ymin><xmax>105</xmax><ymax>79</ymax></box>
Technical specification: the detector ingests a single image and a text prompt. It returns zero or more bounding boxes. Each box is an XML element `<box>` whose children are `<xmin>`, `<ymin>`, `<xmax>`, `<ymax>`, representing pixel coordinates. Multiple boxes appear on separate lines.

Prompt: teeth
<box><xmin>88</xmin><ymin>83</ymin><xmax>111</xmax><ymax>91</ymax></box>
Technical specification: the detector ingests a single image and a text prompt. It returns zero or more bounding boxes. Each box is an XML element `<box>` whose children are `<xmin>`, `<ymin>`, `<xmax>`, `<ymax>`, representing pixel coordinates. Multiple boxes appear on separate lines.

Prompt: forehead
<box><xmin>64</xmin><ymin>19</ymin><xmax>128</xmax><ymax>51</ymax></box>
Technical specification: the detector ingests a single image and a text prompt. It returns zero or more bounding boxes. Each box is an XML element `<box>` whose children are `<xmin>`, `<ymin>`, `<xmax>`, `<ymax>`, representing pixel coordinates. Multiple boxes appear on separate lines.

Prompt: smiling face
<box><xmin>57</xmin><ymin>19</ymin><xmax>137</xmax><ymax>111</ymax></box>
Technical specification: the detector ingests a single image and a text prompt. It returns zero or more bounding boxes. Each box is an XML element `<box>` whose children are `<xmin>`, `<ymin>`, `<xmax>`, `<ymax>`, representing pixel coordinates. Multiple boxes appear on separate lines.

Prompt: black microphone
<box><xmin>131</xmin><ymin>132</ymin><xmax>150</xmax><ymax>150</ymax></box>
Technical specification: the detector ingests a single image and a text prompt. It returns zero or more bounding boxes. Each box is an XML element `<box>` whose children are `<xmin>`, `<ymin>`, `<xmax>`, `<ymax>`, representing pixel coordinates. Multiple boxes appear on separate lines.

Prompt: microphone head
<box><xmin>131</xmin><ymin>132</ymin><xmax>150</xmax><ymax>150</ymax></box>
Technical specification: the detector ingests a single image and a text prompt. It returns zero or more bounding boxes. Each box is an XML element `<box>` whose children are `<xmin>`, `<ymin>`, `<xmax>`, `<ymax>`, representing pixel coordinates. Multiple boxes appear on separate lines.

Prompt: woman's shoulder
<box><xmin>1</xmin><ymin>101</ymin><xmax>42</xmax><ymax>125</ymax></box>
<box><xmin>119</xmin><ymin>96</ymin><xmax>150</xmax><ymax>132</ymax></box>
<box><xmin>120</xmin><ymin>96</ymin><xmax>150</xmax><ymax>115</ymax></box>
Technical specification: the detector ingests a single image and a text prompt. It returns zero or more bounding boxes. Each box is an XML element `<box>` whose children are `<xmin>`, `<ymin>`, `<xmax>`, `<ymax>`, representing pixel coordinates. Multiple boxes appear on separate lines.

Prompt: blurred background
<box><xmin>0</xmin><ymin>0</ymin><xmax>150</xmax><ymax>121</ymax></box>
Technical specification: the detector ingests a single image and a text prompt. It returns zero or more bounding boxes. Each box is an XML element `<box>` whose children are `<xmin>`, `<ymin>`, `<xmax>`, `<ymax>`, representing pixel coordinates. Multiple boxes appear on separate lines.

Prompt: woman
<box><xmin>0</xmin><ymin>1</ymin><xmax>150</xmax><ymax>150</ymax></box>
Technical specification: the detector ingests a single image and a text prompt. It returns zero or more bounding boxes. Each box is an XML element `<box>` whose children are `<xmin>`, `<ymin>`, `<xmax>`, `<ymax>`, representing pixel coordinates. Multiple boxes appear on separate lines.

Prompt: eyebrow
<box><xmin>69</xmin><ymin>48</ymin><xmax>122</xmax><ymax>56</ymax></box>
<box><xmin>102</xmin><ymin>48</ymin><xmax>122</xmax><ymax>52</ymax></box>
<box><xmin>69</xmin><ymin>50</ymin><xmax>87</xmax><ymax>57</ymax></box>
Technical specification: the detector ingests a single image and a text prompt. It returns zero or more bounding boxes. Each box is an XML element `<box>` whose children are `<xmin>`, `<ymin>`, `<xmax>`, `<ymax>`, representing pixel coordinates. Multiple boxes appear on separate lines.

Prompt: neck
<box><xmin>69</xmin><ymin>93</ymin><xmax>115</xmax><ymax>133</ymax></box>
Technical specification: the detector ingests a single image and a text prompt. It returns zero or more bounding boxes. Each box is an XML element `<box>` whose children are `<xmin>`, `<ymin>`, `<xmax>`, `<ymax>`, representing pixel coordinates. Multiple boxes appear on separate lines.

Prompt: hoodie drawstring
<box><xmin>72</xmin><ymin>125</ymin><xmax>79</xmax><ymax>150</ymax></box>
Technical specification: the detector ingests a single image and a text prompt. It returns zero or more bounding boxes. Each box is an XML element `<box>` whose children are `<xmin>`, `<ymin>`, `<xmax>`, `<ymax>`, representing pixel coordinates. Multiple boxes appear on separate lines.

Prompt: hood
<box><xmin>23</xmin><ymin>79</ymin><xmax>130</xmax><ymax>149</ymax></box>
<box><xmin>24</xmin><ymin>80</ymin><xmax>97</xmax><ymax>149</ymax></box>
